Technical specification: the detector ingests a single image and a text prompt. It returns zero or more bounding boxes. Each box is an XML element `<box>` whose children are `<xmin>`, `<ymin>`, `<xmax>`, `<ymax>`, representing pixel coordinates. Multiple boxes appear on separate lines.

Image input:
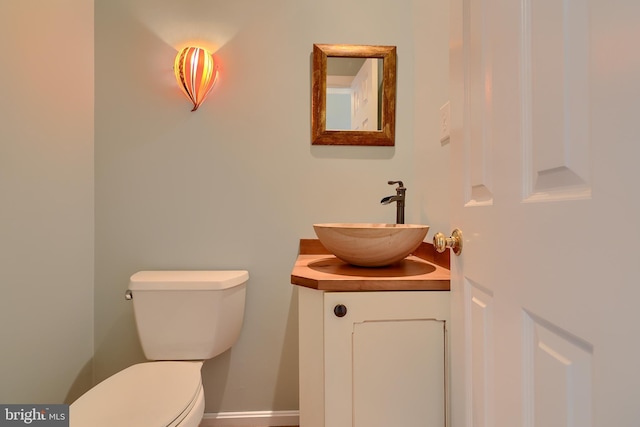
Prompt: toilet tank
<box><xmin>128</xmin><ymin>270</ymin><xmax>248</xmax><ymax>361</ymax></box>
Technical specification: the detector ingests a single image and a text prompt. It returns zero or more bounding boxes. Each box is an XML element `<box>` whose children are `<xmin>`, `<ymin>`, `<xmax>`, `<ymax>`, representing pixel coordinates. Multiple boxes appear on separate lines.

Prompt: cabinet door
<box><xmin>324</xmin><ymin>291</ymin><xmax>450</xmax><ymax>427</ymax></box>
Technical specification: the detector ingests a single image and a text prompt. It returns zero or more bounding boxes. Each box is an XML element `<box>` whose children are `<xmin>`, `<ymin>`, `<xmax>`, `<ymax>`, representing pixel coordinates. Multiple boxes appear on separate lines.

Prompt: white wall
<box><xmin>413</xmin><ymin>0</ymin><xmax>451</xmax><ymax>234</ymax></box>
<box><xmin>0</xmin><ymin>0</ymin><xmax>95</xmax><ymax>404</ymax></box>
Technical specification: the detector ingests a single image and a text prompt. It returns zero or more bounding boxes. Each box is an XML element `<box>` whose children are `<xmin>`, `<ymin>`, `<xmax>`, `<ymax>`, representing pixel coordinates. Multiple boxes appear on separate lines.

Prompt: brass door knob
<box><xmin>433</xmin><ymin>229</ymin><xmax>463</xmax><ymax>256</ymax></box>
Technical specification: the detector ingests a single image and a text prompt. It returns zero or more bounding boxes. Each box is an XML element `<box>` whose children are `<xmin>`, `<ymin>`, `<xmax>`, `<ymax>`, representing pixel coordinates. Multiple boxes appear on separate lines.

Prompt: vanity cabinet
<box><xmin>298</xmin><ymin>287</ymin><xmax>450</xmax><ymax>427</ymax></box>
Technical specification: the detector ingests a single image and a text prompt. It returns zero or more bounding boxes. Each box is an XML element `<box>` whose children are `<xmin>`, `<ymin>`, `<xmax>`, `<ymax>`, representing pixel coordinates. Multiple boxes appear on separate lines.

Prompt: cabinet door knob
<box><xmin>334</xmin><ymin>304</ymin><xmax>347</xmax><ymax>317</ymax></box>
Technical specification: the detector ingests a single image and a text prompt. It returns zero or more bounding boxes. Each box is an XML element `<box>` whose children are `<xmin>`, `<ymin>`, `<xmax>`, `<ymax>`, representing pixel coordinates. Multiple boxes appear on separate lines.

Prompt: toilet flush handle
<box><xmin>125</xmin><ymin>290</ymin><xmax>133</xmax><ymax>300</ymax></box>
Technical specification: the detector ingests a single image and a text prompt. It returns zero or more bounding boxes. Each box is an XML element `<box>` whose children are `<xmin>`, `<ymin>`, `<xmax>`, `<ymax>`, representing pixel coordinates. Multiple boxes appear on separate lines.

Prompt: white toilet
<box><xmin>70</xmin><ymin>270</ymin><xmax>249</xmax><ymax>427</ymax></box>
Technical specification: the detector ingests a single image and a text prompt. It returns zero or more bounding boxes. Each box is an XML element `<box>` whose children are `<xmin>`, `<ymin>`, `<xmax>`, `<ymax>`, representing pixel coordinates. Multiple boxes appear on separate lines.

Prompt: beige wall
<box><xmin>0</xmin><ymin>1</ymin><xmax>95</xmax><ymax>404</ymax></box>
<box><xmin>0</xmin><ymin>0</ymin><xmax>449</xmax><ymax>413</ymax></box>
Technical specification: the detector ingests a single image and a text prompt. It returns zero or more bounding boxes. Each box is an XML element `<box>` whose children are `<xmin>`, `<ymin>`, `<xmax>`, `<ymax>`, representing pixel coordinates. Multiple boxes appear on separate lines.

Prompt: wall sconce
<box><xmin>174</xmin><ymin>47</ymin><xmax>219</xmax><ymax>111</ymax></box>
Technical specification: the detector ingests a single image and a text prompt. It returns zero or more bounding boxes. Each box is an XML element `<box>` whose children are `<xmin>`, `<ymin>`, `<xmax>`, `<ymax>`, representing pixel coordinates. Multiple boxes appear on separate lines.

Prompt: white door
<box><xmin>350</xmin><ymin>58</ymin><xmax>379</xmax><ymax>131</ymax></box>
<box><xmin>447</xmin><ymin>0</ymin><xmax>640</xmax><ymax>426</ymax></box>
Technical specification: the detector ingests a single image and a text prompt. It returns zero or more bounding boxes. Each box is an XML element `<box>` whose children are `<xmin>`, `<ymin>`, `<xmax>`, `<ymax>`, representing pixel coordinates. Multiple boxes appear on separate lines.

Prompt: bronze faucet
<box><xmin>380</xmin><ymin>180</ymin><xmax>406</xmax><ymax>224</ymax></box>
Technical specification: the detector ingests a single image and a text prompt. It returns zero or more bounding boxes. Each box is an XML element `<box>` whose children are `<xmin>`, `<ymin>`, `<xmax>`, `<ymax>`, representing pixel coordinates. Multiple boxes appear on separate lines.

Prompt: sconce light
<box><xmin>174</xmin><ymin>47</ymin><xmax>219</xmax><ymax>111</ymax></box>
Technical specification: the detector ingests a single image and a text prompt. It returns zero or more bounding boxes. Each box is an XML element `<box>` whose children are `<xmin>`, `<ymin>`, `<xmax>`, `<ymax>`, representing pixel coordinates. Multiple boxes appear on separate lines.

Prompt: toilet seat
<box><xmin>70</xmin><ymin>361</ymin><xmax>204</xmax><ymax>427</ymax></box>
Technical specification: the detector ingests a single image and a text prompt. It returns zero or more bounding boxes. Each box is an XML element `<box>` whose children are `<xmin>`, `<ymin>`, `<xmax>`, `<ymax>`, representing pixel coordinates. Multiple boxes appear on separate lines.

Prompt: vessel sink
<box><xmin>313</xmin><ymin>223</ymin><xmax>429</xmax><ymax>267</ymax></box>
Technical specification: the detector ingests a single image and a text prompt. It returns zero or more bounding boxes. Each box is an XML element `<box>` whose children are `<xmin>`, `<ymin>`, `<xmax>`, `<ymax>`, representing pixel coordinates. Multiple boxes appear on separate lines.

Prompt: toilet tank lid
<box><xmin>129</xmin><ymin>270</ymin><xmax>249</xmax><ymax>291</ymax></box>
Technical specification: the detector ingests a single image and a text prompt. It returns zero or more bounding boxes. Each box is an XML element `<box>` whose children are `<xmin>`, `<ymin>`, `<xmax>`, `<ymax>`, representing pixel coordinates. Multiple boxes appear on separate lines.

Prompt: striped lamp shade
<box><xmin>174</xmin><ymin>47</ymin><xmax>219</xmax><ymax>111</ymax></box>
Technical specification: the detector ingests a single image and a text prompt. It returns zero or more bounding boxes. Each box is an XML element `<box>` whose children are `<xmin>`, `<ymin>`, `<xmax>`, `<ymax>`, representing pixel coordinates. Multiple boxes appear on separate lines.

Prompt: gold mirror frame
<box><xmin>311</xmin><ymin>44</ymin><xmax>397</xmax><ymax>146</ymax></box>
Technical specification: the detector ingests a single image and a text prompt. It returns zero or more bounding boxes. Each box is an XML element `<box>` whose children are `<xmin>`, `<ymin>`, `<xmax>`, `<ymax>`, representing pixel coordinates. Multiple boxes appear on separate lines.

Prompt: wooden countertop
<box><xmin>291</xmin><ymin>239</ymin><xmax>450</xmax><ymax>291</ymax></box>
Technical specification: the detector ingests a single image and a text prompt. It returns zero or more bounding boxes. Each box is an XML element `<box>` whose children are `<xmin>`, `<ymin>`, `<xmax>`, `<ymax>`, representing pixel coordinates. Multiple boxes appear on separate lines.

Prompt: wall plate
<box><xmin>439</xmin><ymin>101</ymin><xmax>451</xmax><ymax>143</ymax></box>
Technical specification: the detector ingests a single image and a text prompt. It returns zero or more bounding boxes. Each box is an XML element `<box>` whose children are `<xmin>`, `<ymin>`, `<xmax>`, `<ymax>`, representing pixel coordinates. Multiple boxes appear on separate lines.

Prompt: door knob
<box><xmin>433</xmin><ymin>229</ymin><xmax>463</xmax><ymax>256</ymax></box>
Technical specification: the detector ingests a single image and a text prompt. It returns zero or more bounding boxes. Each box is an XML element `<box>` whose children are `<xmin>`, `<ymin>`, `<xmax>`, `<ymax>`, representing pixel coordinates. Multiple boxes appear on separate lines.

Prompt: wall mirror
<box><xmin>311</xmin><ymin>44</ymin><xmax>397</xmax><ymax>146</ymax></box>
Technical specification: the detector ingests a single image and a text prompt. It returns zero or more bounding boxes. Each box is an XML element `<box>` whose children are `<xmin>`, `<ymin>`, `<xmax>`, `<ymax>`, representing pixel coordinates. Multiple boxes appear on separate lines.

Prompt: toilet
<box><xmin>70</xmin><ymin>270</ymin><xmax>249</xmax><ymax>427</ymax></box>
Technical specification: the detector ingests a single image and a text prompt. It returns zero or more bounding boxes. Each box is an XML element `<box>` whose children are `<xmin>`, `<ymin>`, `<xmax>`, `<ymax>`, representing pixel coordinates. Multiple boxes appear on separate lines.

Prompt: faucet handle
<box><xmin>388</xmin><ymin>180</ymin><xmax>404</xmax><ymax>188</ymax></box>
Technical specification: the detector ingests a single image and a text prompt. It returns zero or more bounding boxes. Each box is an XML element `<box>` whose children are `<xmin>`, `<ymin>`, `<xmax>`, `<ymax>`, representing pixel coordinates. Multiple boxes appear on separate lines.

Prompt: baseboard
<box><xmin>200</xmin><ymin>410</ymin><xmax>300</xmax><ymax>427</ymax></box>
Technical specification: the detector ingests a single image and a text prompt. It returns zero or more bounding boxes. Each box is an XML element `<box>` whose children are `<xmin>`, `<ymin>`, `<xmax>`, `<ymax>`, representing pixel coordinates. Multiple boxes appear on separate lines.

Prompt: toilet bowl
<box><xmin>70</xmin><ymin>270</ymin><xmax>248</xmax><ymax>427</ymax></box>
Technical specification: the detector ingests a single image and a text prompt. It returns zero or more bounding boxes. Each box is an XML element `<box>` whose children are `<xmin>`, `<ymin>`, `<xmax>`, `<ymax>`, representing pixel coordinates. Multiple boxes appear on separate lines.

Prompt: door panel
<box><xmin>352</xmin><ymin>319</ymin><xmax>445</xmax><ymax>427</ymax></box>
<box><xmin>351</xmin><ymin>58</ymin><xmax>378</xmax><ymax>131</ymax></box>
<box><xmin>467</xmin><ymin>0</ymin><xmax>494</xmax><ymax>206</ymax></box>
<box><xmin>522</xmin><ymin>0</ymin><xmax>591</xmax><ymax>202</ymax></box>
<box><xmin>469</xmin><ymin>280</ymin><xmax>493</xmax><ymax>427</ymax></box>
<box><xmin>522</xmin><ymin>311</ymin><xmax>593</xmax><ymax>427</ymax></box>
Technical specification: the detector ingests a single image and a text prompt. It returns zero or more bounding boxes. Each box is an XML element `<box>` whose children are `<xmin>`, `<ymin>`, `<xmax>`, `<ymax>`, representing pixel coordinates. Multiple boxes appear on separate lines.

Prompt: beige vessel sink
<box><xmin>313</xmin><ymin>223</ymin><xmax>429</xmax><ymax>267</ymax></box>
